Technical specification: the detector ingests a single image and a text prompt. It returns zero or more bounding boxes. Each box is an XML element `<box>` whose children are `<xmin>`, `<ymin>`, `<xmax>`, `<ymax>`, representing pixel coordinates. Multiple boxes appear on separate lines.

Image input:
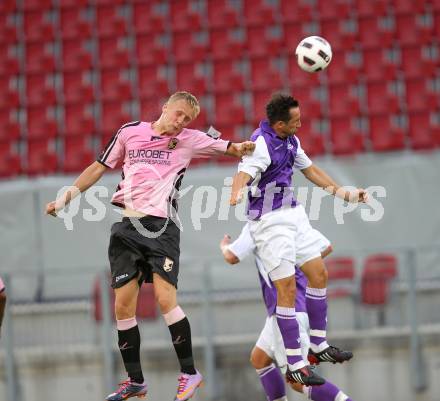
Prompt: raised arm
<box><xmin>224</xmin><ymin>141</ymin><xmax>256</xmax><ymax>158</ymax></box>
<box><xmin>45</xmin><ymin>161</ymin><xmax>107</xmax><ymax>216</ymax></box>
<box><xmin>301</xmin><ymin>164</ymin><xmax>368</xmax><ymax>203</ymax></box>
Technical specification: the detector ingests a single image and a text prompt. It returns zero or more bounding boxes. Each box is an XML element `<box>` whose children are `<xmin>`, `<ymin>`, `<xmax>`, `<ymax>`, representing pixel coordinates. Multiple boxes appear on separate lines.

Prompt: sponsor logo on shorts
<box><xmin>115</xmin><ymin>273</ymin><xmax>129</xmax><ymax>283</ymax></box>
<box><xmin>163</xmin><ymin>257</ymin><xmax>174</xmax><ymax>272</ymax></box>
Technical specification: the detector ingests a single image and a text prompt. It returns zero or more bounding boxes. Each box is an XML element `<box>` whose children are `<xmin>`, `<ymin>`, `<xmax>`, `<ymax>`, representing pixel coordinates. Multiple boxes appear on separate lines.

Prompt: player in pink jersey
<box><xmin>0</xmin><ymin>277</ymin><xmax>6</xmax><ymax>338</ymax></box>
<box><xmin>46</xmin><ymin>92</ymin><xmax>255</xmax><ymax>401</ymax></box>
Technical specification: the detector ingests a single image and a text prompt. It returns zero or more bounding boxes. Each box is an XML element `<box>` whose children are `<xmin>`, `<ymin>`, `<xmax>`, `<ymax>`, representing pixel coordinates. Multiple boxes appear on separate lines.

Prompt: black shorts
<box><xmin>108</xmin><ymin>216</ymin><xmax>180</xmax><ymax>289</ymax></box>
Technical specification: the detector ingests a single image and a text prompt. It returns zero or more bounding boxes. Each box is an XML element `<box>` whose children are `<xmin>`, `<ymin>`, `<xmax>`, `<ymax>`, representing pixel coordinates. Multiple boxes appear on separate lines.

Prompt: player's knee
<box><xmin>114</xmin><ymin>298</ymin><xmax>136</xmax><ymax>320</ymax></box>
<box><xmin>250</xmin><ymin>350</ymin><xmax>270</xmax><ymax>370</ymax></box>
<box><xmin>155</xmin><ymin>292</ymin><xmax>174</xmax><ymax>313</ymax></box>
<box><xmin>277</xmin><ymin>279</ymin><xmax>296</xmax><ymax>305</ymax></box>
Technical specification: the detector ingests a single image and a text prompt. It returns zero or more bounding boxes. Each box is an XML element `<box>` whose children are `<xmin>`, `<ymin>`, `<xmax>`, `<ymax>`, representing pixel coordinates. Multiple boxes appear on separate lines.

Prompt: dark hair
<box><xmin>266</xmin><ymin>93</ymin><xmax>299</xmax><ymax>125</ymax></box>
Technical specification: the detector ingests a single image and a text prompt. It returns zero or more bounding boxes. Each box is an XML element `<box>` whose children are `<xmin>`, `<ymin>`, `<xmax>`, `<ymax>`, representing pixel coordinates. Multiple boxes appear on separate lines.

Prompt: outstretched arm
<box><xmin>301</xmin><ymin>164</ymin><xmax>368</xmax><ymax>203</ymax></box>
<box><xmin>220</xmin><ymin>235</ymin><xmax>240</xmax><ymax>264</ymax></box>
<box><xmin>45</xmin><ymin>161</ymin><xmax>108</xmax><ymax>216</ymax></box>
<box><xmin>225</xmin><ymin>141</ymin><xmax>256</xmax><ymax>158</ymax></box>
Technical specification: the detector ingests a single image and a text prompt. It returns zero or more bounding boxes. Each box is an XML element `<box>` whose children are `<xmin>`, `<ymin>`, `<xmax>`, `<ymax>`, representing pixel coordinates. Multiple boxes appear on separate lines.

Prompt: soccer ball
<box><xmin>295</xmin><ymin>36</ymin><xmax>332</xmax><ymax>73</ymax></box>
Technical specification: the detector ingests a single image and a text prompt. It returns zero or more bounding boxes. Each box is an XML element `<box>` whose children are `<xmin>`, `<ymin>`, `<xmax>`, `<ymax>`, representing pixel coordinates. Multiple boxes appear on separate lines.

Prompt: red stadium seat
<box><xmin>26</xmin><ymin>138</ymin><xmax>58</xmax><ymax>175</ymax></box>
<box><xmin>296</xmin><ymin>123</ymin><xmax>326</xmax><ymax>158</ymax></box>
<box><xmin>408</xmin><ymin>112</ymin><xmax>440</xmax><ymax>150</ymax></box>
<box><xmin>26</xmin><ymin>74</ymin><xmax>57</xmax><ymax>107</ymax></box>
<box><xmin>318</xmin><ymin>0</ymin><xmax>351</xmax><ymax>20</ymax></box>
<box><xmin>395</xmin><ymin>14</ymin><xmax>435</xmax><ymax>47</ymax></box>
<box><xmin>361</xmin><ymin>254</ymin><xmax>397</xmax><ymax>306</ymax></box>
<box><xmin>392</xmin><ymin>0</ymin><xmax>427</xmax><ymax>15</ymax></box>
<box><xmin>172</xmin><ymin>31</ymin><xmax>209</xmax><ymax>64</ymax></box>
<box><xmin>400</xmin><ymin>46</ymin><xmax>437</xmax><ymax>80</ymax></box>
<box><xmin>60</xmin><ymin>8</ymin><xmax>92</xmax><ymax>40</ymax></box>
<box><xmin>59</xmin><ymin>0</ymin><xmax>88</xmax><ymax>8</ymax></box>
<box><xmin>323</xmin><ymin>50</ymin><xmax>361</xmax><ymax>85</ymax></box>
<box><xmin>63</xmin><ymin>136</ymin><xmax>95</xmax><ymax>173</ymax></box>
<box><xmin>320</xmin><ymin>20</ymin><xmax>357</xmax><ymax>51</ymax></box>
<box><xmin>362</xmin><ymin>49</ymin><xmax>399</xmax><ymax>83</ymax></box>
<box><xmin>328</xmin><ymin>85</ymin><xmax>362</xmax><ymax>118</ymax></box>
<box><xmin>138</xmin><ymin>66</ymin><xmax>170</xmax><ymax>100</ymax></box>
<box><xmin>354</xmin><ymin>0</ymin><xmax>387</xmax><ymax>17</ymax></box>
<box><xmin>369</xmin><ymin>115</ymin><xmax>406</xmax><ymax>152</ymax></box>
<box><xmin>175</xmin><ymin>63</ymin><xmax>208</xmax><ymax>95</ymax></box>
<box><xmin>242</xmin><ymin>0</ymin><xmax>276</xmax><ymax>26</ymax></box>
<box><xmin>0</xmin><ymin>0</ymin><xmax>16</xmax><ymax>14</ymax></box>
<box><xmin>212</xmin><ymin>60</ymin><xmax>246</xmax><ymax>93</ymax></box>
<box><xmin>358</xmin><ymin>17</ymin><xmax>395</xmax><ymax>49</ymax></box>
<box><xmin>135</xmin><ymin>34</ymin><xmax>169</xmax><ymax>66</ymax></box>
<box><xmin>0</xmin><ymin>14</ymin><xmax>18</xmax><ymax>44</ymax></box>
<box><xmin>132</xmin><ymin>3</ymin><xmax>166</xmax><ymax>34</ymax></box>
<box><xmin>405</xmin><ymin>79</ymin><xmax>439</xmax><ymax>113</ymax></box>
<box><xmin>0</xmin><ymin>142</ymin><xmax>21</xmax><ymax>177</ymax></box>
<box><xmin>0</xmin><ymin>77</ymin><xmax>20</xmax><ymax>109</ymax></box>
<box><xmin>251</xmin><ymin>89</ymin><xmax>274</xmax><ymax>125</ymax></box>
<box><xmin>330</xmin><ymin>118</ymin><xmax>365</xmax><ymax>156</ymax></box>
<box><xmin>214</xmin><ymin>94</ymin><xmax>246</xmax><ymax>126</ymax></box>
<box><xmin>279</xmin><ymin>0</ymin><xmax>313</xmax><ymax>23</ymax></box>
<box><xmin>23</xmin><ymin>11</ymin><xmax>55</xmax><ymax>43</ymax></box>
<box><xmin>25</xmin><ymin>42</ymin><xmax>57</xmax><ymax>74</ymax></box>
<box><xmin>246</xmin><ymin>26</ymin><xmax>284</xmax><ymax>58</ymax></box>
<box><xmin>326</xmin><ymin>257</ymin><xmax>355</xmax><ymax>298</ymax></box>
<box><xmin>100</xmin><ymin>69</ymin><xmax>132</xmax><ymax>102</ymax></box>
<box><xmin>0</xmin><ymin>45</ymin><xmax>20</xmax><ymax>76</ymax></box>
<box><xmin>366</xmin><ymin>82</ymin><xmax>400</xmax><ymax>115</ymax></box>
<box><xmin>207</xmin><ymin>0</ymin><xmax>240</xmax><ymax>29</ymax></box>
<box><xmin>100</xmin><ymin>102</ymin><xmax>133</xmax><ymax>136</ymax></box>
<box><xmin>209</xmin><ymin>29</ymin><xmax>246</xmax><ymax>61</ymax></box>
<box><xmin>170</xmin><ymin>0</ymin><xmax>202</xmax><ymax>32</ymax></box>
<box><xmin>98</xmin><ymin>37</ymin><xmax>131</xmax><ymax>70</ymax></box>
<box><xmin>289</xmin><ymin>85</ymin><xmax>323</xmax><ymax>118</ymax></box>
<box><xmin>139</xmin><ymin>98</ymin><xmax>164</xmax><ymax>122</ymax></box>
<box><xmin>96</xmin><ymin>5</ymin><xmax>127</xmax><ymax>38</ymax></box>
<box><xmin>62</xmin><ymin>40</ymin><xmax>93</xmax><ymax>72</ymax></box>
<box><xmin>62</xmin><ymin>71</ymin><xmax>95</xmax><ymax>105</ymax></box>
<box><xmin>64</xmin><ymin>103</ymin><xmax>95</xmax><ymax>137</ymax></box>
<box><xmin>0</xmin><ymin>110</ymin><xmax>20</xmax><ymax>142</ymax></box>
<box><xmin>26</xmin><ymin>106</ymin><xmax>58</xmax><ymax>140</ymax></box>
<box><xmin>250</xmin><ymin>58</ymin><xmax>284</xmax><ymax>91</ymax></box>
<box><xmin>23</xmin><ymin>0</ymin><xmax>52</xmax><ymax>12</ymax></box>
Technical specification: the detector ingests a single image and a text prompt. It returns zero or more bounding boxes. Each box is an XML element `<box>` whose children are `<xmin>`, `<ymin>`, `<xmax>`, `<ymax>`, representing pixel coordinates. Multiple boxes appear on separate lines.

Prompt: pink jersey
<box><xmin>98</xmin><ymin>121</ymin><xmax>229</xmax><ymax>217</ymax></box>
<box><xmin>0</xmin><ymin>276</ymin><xmax>4</xmax><ymax>292</ymax></box>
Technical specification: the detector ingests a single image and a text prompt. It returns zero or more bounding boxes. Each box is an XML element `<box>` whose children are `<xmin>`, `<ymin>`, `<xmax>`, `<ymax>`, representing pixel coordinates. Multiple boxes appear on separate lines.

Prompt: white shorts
<box><xmin>255</xmin><ymin>312</ymin><xmax>310</xmax><ymax>373</ymax></box>
<box><xmin>249</xmin><ymin>205</ymin><xmax>328</xmax><ymax>280</ymax></box>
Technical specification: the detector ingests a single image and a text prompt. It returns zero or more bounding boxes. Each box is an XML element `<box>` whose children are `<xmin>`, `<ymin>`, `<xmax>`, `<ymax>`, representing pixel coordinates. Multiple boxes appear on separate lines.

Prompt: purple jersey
<box><xmin>256</xmin><ymin>258</ymin><xmax>307</xmax><ymax>316</ymax></box>
<box><xmin>238</xmin><ymin>120</ymin><xmax>312</xmax><ymax>220</ymax></box>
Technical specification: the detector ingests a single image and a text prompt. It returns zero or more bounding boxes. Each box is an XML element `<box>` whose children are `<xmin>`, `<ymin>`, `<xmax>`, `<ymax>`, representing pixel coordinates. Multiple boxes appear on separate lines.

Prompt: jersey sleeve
<box><xmin>237</xmin><ymin>135</ymin><xmax>271</xmax><ymax>178</ymax></box>
<box><xmin>0</xmin><ymin>277</ymin><xmax>5</xmax><ymax>293</ymax></box>
<box><xmin>191</xmin><ymin>130</ymin><xmax>229</xmax><ymax>158</ymax></box>
<box><xmin>227</xmin><ymin>224</ymin><xmax>256</xmax><ymax>262</ymax></box>
<box><xmin>293</xmin><ymin>136</ymin><xmax>312</xmax><ymax>170</ymax></box>
<box><xmin>97</xmin><ymin>125</ymin><xmax>127</xmax><ymax>168</ymax></box>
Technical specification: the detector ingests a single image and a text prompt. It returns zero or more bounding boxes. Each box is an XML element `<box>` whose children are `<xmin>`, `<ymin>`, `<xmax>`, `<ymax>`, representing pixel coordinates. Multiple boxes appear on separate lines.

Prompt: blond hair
<box><xmin>168</xmin><ymin>91</ymin><xmax>200</xmax><ymax>117</ymax></box>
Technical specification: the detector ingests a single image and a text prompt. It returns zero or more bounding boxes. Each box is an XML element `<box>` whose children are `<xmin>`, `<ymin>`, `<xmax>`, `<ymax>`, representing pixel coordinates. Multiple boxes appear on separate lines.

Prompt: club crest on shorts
<box><xmin>168</xmin><ymin>138</ymin><xmax>179</xmax><ymax>149</ymax></box>
<box><xmin>163</xmin><ymin>257</ymin><xmax>174</xmax><ymax>272</ymax></box>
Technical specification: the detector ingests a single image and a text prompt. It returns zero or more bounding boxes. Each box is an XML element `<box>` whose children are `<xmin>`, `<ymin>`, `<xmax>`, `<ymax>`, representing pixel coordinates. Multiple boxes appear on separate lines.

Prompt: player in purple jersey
<box><xmin>0</xmin><ymin>277</ymin><xmax>5</xmax><ymax>337</ymax></box>
<box><xmin>220</xmin><ymin>226</ymin><xmax>353</xmax><ymax>401</ymax></box>
<box><xmin>230</xmin><ymin>94</ymin><xmax>367</xmax><ymax>385</ymax></box>
<box><xmin>46</xmin><ymin>92</ymin><xmax>255</xmax><ymax>401</ymax></box>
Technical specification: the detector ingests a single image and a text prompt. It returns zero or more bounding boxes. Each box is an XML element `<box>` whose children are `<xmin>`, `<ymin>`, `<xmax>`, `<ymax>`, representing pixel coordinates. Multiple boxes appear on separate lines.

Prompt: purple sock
<box><xmin>275</xmin><ymin>306</ymin><xmax>305</xmax><ymax>370</ymax></box>
<box><xmin>306</xmin><ymin>287</ymin><xmax>329</xmax><ymax>351</ymax></box>
<box><xmin>308</xmin><ymin>380</ymin><xmax>352</xmax><ymax>401</ymax></box>
<box><xmin>256</xmin><ymin>364</ymin><xmax>287</xmax><ymax>401</ymax></box>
